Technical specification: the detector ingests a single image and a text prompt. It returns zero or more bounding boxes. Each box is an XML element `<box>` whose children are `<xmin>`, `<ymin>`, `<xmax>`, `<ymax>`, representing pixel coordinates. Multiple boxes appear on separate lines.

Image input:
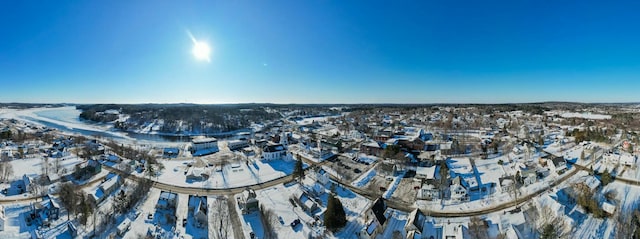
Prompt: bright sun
<box><xmin>192</xmin><ymin>41</ymin><xmax>211</xmax><ymax>62</ymax></box>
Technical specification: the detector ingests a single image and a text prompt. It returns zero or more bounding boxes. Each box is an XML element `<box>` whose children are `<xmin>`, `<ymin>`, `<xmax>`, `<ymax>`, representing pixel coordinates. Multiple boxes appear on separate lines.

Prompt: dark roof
<box><xmin>263</xmin><ymin>144</ymin><xmax>285</xmax><ymax>153</ymax></box>
<box><xmin>551</xmin><ymin>157</ymin><xmax>565</xmax><ymax>166</ymax></box>
<box><xmin>370</xmin><ymin>197</ymin><xmax>387</xmax><ymax>225</ymax></box>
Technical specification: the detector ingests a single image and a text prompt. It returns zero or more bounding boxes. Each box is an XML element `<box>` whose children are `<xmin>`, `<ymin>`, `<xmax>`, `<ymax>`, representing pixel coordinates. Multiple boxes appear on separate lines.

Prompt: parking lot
<box><xmin>327</xmin><ymin>155</ymin><xmax>376</xmax><ymax>183</ymax></box>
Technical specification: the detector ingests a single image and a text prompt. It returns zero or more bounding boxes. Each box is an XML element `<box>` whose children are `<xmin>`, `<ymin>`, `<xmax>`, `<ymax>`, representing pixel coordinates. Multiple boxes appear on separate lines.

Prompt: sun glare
<box><xmin>192</xmin><ymin>41</ymin><xmax>211</xmax><ymax>62</ymax></box>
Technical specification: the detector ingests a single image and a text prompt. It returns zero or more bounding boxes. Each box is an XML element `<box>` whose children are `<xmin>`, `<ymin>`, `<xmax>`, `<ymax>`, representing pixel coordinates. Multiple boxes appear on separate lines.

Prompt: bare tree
<box><xmin>536</xmin><ymin>205</ymin><xmax>570</xmax><ymax>239</ymax></box>
<box><xmin>211</xmin><ymin>197</ymin><xmax>231</xmax><ymax>239</ymax></box>
<box><xmin>54</xmin><ymin>157</ymin><xmax>61</xmax><ymax>174</ymax></box>
<box><xmin>0</xmin><ymin>162</ymin><xmax>13</xmax><ymax>182</ymax></box>
<box><xmin>259</xmin><ymin>205</ymin><xmax>278</xmax><ymax>239</ymax></box>
<box><xmin>468</xmin><ymin>216</ymin><xmax>489</xmax><ymax>239</ymax></box>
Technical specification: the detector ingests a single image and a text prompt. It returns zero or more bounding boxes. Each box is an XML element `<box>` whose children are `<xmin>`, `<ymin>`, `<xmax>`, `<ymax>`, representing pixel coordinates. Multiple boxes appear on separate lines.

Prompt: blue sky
<box><xmin>1</xmin><ymin>1</ymin><xmax>640</xmax><ymax>104</ymax></box>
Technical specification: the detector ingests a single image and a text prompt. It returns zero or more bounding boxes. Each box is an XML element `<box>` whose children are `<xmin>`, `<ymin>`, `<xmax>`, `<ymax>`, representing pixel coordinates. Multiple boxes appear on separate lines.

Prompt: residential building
<box><xmin>500</xmin><ymin>177</ymin><xmax>515</xmax><ymax>193</ymax></box>
<box><xmin>189</xmin><ymin>195</ymin><xmax>208</xmax><ymax>228</ymax></box>
<box><xmin>191</xmin><ymin>137</ymin><xmax>219</xmax><ymax>156</ymax></box>
<box><xmin>316</xmin><ymin>168</ymin><xmax>330</xmax><ymax>185</ymax></box>
<box><xmin>547</xmin><ymin>156</ymin><xmax>567</xmax><ymax>174</ymax></box>
<box><xmin>415</xmin><ymin>166</ymin><xmax>436</xmax><ymax>180</ymax></box>
<box><xmin>404</xmin><ymin>209</ymin><xmax>425</xmax><ymax>235</ymax></box>
<box><xmin>360</xmin><ymin>140</ymin><xmax>382</xmax><ymax>157</ymax></box>
<box><xmin>262</xmin><ymin>144</ymin><xmax>287</xmax><ymax>160</ymax></box>
<box><xmin>30</xmin><ymin>196</ymin><xmax>60</xmax><ymax>227</ymax></box>
<box><xmin>417</xmin><ymin>183</ymin><xmax>440</xmax><ymax>201</ymax></box>
<box><xmin>227</xmin><ymin>139</ymin><xmax>249</xmax><ymax>151</ymax></box>
<box><xmin>358</xmin><ymin>198</ymin><xmax>388</xmax><ymax>239</ymax></box>
<box><xmin>157</xmin><ymin>191</ymin><xmax>178</xmax><ymax>210</ymax></box>
<box><xmin>89</xmin><ymin>174</ymin><xmax>122</xmax><ymax>204</ymax></box>
<box><xmin>450</xmin><ymin>176</ymin><xmax>469</xmax><ymax>202</ymax></box>
<box><xmin>238</xmin><ymin>189</ymin><xmax>259</xmax><ymax>214</ymax></box>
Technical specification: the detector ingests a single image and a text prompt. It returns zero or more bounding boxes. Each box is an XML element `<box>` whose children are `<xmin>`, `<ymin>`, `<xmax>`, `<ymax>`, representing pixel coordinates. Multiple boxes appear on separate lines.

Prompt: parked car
<box><xmin>147</xmin><ymin>213</ymin><xmax>153</xmax><ymax>220</ymax></box>
<box><xmin>290</xmin><ymin>219</ymin><xmax>301</xmax><ymax>228</ymax></box>
<box><xmin>379</xmin><ymin>187</ymin><xmax>387</xmax><ymax>192</ymax></box>
<box><xmin>353</xmin><ymin>168</ymin><xmax>362</xmax><ymax>174</ymax></box>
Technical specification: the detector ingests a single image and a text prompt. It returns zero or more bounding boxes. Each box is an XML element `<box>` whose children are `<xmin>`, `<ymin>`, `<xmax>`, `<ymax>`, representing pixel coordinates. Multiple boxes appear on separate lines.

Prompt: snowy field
<box><xmin>560</xmin><ymin>112</ymin><xmax>612</xmax><ymax>120</ymax></box>
<box><xmin>151</xmin><ymin>157</ymin><xmax>296</xmax><ymax>189</ymax></box>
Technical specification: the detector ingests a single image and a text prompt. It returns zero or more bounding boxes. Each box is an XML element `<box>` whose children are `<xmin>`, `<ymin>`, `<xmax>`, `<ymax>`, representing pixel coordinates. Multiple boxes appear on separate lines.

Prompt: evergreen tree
<box><xmin>324</xmin><ymin>193</ymin><xmax>347</xmax><ymax>231</ymax></box>
<box><xmin>540</xmin><ymin>224</ymin><xmax>557</xmax><ymax>239</ymax></box>
<box><xmin>601</xmin><ymin>169</ymin><xmax>612</xmax><ymax>186</ymax></box>
<box><xmin>293</xmin><ymin>158</ymin><xmax>304</xmax><ymax>181</ymax></box>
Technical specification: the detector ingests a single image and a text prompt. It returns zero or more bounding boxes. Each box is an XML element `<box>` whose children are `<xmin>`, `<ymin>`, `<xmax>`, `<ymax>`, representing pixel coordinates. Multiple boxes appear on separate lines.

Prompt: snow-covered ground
<box><xmin>149</xmin><ymin>157</ymin><xmax>296</xmax><ymax>189</ymax></box>
<box><xmin>560</xmin><ymin>112</ymin><xmax>612</xmax><ymax>120</ymax></box>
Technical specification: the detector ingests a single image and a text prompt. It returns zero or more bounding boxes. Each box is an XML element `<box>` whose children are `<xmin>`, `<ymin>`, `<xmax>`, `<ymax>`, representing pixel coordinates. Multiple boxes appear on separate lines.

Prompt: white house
<box><xmin>500</xmin><ymin>178</ymin><xmax>515</xmax><ymax>193</ymax></box>
<box><xmin>191</xmin><ymin>196</ymin><xmax>208</xmax><ymax>228</ymax></box>
<box><xmin>227</xmin><ymin>139</ymin><xmax>249</xmax><ymax>151</ymax></box>
<box><xmin>404</xmin><ymin>209</ymin><xmax>425</xmax><ymax>235</ymax></box>
<box><xmin>450</xmin><ymin>176</ymin><xmax>469</xmax><ymax>202</ymax></box>
<box><xmin>191</xmin><ymin>137</ymin><xmax>219</xmax><ymax>156</ymax></box>
<box><xmin>620</xmin><ymin>153</ymin><xmax>637</xmax><ymax>166</ymax></box>
<box><xmin>262</xmin><ymin>144</ymin><xmax>287</xmax><ymax>160</ymax></box>
<box><xmin>415</xmin><ymin>166</ymin><xmax>436</xmax><ymax>180</ymax></box>
<box><xmin>157</xmin><ymin>191</ymin><xmax>178</xmax><ymax>210</ymax></box>
<box><xmin>442</xmin><ymin>222</ymin><xmax>465</xmax><ymax>239</ymax></box>
<box><xmin>316</xmin><ymin>168</ymin><xmax>330</xmax><ymax>185</ymax></box>
<box><xmin>603</xmin><ymin>202</ymin><xmax>616</xmax><ymax>215</ymax></box>
<box><xmin>417</xmin><ymin>184</ymin><xmax>440</xmax><ymax>201</ymax></box>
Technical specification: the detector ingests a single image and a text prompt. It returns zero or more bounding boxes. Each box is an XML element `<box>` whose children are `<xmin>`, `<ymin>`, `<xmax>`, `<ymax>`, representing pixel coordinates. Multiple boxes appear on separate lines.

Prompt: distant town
<box><xmin>0</xmin><ymin>102</ymin><xmax>638</xmax><ymax>239</ymax></box>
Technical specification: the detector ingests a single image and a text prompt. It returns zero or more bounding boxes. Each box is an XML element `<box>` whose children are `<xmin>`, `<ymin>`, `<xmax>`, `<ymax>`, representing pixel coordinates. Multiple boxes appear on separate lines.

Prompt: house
<box><xmin>89</xmin><ymin>174</ymin><xmax>122</xmax><ymax>204</ymax></box>
<box><xmin>620</xmin><ymin>153</ymin><xmax>637</xmax><ymax>166</ymax></box>
<box><xmin>316</xmin><ymin>168</ymin><xmax>330</xmax><ymax>185</ymax></box>
<box><xmin>417</xmin><ymin>183</ymin><xmax>440</xmax><ymax>201</ymax></box>
<box><xmin>358</xmin><ymin>198</ymin><xmax>388</xmax><ymax>239</ymax></box>
<box><xmin>241</xmin><ymin>147</ymin><xmax>255</xmax><ymax>157</ymax></box>
<box><xmin>227</xmin><ymin>139</ymin><xmax>249</xmax><ymax>151</ymax></box>
<box><xmin>360</xmin><ymin>140</ymin><xmax>382</xmax><ymax>157</ymax></box>
<box><xmin>73</xmin><ymin>159</ymin><xmax>102</xmax><ymax>180</ymax></box>
<box><xmin>521</xmin><ymin>169</ymin><xmax>537</xmax><ymax>186</ymax></box>
<box><xmin>547</xmin><ymin>156</ymin><xmax>567</xmax><ymax>174</ymax></box>
<box><xmin>189</xmin><ymin>195</ymin><xmax>208</xmax><ymax>228</ymax></box>
<box><xmin>377</xmin><ymin>162</ymin><xmax>401</xmax><ymax>177</ymax></box>
<box><xmin>404</xmin><ymin>209</ymin><xmax>425</xmax><ymax>235</ymax></box>
<box><xmin>499</xmin><ymin>177</ymin><xmax>515</xmax><ymax>193</ymax></box>
<box><xmin>296</xmin><ymin>191</ymin><xmax>319</xmax><ymax>214</ymax></box>
<box><xmin>191</xmin><ymin>137</ymin><xmax>219</xmax><ymax>156</ymax></box>
<box><xmin>415</xmin><ymin>166</ymin><xmax>436</xmax><ymax>180</ymax></box>
<box><xmin>602</xmin><ymin>202</ymin><xmax>616</xmax><ymax>215</ymax></box>
<box><xmin>575</xmin><ymin>175</ymin><xmax>601</xmax><ymax>193</ymax></box>
<box><xmin>30</xmin><ymin>196</ymin><xmax>60</xmax><ymax>227</ymax></box>
<box><xmin>238</xmin><ymin>189</ymin><xmax>259</xmax><ymax>214</ymax></box>
<box><xmin>442</xmin><ymin>221</ymin><xmax>465</xmax><ymax>239</ymax></box>
<box><xmin>450</xmin><ymin>176</ymin><xmax>469</xmax><ymax>202</ymax></box>
<box><xmin>22</xmin><ymin>174</ymin><xmax>34</xmax><ymax>194</ymax></box>
<box><xmin>262</xmin><ymin>144</ymin><xmax>287</xmax><ymax>160</ymax></box>
<box><xmin>157</xmin><ymin>191</ymin><xmax>178</xmax><ymax>210</ymax></box>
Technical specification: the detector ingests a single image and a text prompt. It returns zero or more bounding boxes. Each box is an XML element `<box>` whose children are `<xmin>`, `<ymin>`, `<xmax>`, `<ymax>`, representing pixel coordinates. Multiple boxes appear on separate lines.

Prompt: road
<box><xmin>90</xmin><ymin>138</ymin><xmax>640</xmax><ymax>220</ymax></box>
